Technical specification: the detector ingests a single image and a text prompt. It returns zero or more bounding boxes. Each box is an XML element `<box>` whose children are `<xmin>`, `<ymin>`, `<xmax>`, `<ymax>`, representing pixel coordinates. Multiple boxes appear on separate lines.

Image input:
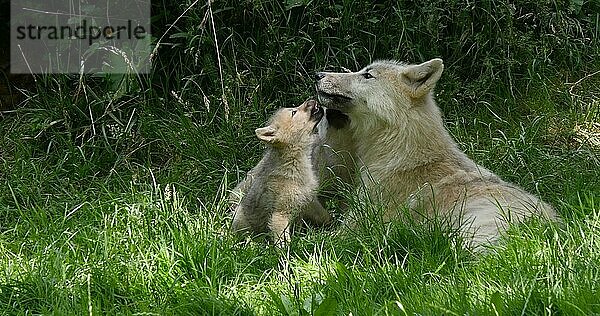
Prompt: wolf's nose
<box><xmin>314</xmin><ymin>72</ymin><xmax>326</xmax><ymax>81</ymax></box>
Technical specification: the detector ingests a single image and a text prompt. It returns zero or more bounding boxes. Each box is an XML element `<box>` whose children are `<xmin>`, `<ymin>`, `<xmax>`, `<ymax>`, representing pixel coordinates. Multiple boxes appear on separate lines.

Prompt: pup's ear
<box><xmin>255</xmin><ymin>126</ymin><xmax>278</xmax><ymax>143</ymax></box>
<box><xmin>399</xmin><ymin>58</ymin><xmax>444</xmax><ymax>99</ymax></box>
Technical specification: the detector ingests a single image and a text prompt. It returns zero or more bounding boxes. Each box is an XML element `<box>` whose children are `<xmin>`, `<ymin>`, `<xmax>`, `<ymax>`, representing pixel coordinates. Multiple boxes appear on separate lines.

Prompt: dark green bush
<box><xmin>163</xmin><ymin>0</ymin><xmax>599</xmax><ymax>108</ymax></box>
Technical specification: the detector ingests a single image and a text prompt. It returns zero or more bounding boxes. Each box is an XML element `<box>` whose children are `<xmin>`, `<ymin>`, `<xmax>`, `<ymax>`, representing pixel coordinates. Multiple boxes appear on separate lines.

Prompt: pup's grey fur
<box><xmin>230</xmin><ymin>100</ymin><xmax>333</xmax><ymax>245</ymax></box>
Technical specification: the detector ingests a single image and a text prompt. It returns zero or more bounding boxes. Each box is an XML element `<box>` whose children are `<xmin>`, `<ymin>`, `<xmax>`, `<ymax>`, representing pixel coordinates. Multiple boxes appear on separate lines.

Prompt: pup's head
<box><xmin>315</xmin><ymin>58</ymin><xmax>444</xmax><ymax>126</ymax></box>
<box><xmin>255</xmin><ymin>99</ymin><xmax>324</xmax><ymax>148</ymax></box>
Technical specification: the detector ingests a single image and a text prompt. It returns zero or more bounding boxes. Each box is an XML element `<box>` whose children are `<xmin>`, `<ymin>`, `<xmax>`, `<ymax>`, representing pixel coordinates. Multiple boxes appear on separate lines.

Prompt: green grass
<box><xmin>2</xmin><ymin>0</ymin><xmax>600</xmax><ymax>314</ymax></box>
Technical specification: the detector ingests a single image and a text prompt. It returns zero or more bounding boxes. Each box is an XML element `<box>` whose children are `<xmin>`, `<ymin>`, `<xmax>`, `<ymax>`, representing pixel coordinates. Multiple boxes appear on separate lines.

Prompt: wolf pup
<box><xmin>230</xmin><ymin>99</ymin><xmax>333</xmax><ymax>245</ymax></box>
<box><xmin>316</xmin><ymin>59</ymin><xmax>557</xmax><ymax>247</ymax></box>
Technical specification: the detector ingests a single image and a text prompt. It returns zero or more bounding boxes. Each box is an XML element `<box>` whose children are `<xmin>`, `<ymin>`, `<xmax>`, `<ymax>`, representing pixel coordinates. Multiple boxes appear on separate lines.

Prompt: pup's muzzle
<box><xmin>306</xmin><ymin>99</ymin><xmax>324</xmax><ymax>122</ymax></box>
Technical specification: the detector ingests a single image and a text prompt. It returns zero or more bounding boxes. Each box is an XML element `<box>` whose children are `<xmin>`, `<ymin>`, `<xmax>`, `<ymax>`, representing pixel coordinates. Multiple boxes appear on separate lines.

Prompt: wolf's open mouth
<box><xmin>317</xmin><ymin>91</ymin><xmax>352</xmax><ymax>103</ymax></box>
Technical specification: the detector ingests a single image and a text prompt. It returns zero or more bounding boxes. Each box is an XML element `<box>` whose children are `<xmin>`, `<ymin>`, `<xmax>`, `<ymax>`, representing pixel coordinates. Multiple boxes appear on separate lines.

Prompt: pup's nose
<box><xmin>314</xmin><ymin>72</ymin><xmax>326</xmax><ymax>81</ymax></box>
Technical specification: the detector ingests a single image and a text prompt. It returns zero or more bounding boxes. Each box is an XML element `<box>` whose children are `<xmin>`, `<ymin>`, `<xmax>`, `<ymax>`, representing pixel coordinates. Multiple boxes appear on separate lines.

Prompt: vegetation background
<box><xmin>1</xmin><ymin>0</ymin><xmax>600</xmax><ymax>314</ymax></box>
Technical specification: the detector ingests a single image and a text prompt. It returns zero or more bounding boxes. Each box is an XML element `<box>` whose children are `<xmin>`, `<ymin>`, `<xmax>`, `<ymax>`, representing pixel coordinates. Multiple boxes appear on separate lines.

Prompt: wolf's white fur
<box><xmin>316</xmin><ymin>59</ymin><xmax>556</xmax><ymax>246</ymax></box>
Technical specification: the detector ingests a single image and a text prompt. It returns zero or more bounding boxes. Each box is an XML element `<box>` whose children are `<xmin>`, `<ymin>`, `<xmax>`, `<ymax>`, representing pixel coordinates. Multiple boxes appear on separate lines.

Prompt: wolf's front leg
<box><xmin>269</xmin><ymin>212</ymin><xmax>291</xmax><ymax>247</ymax></box>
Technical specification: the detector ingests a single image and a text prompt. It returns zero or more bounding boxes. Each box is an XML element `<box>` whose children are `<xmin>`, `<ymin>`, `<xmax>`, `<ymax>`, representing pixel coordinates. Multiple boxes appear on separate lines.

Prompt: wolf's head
<box><xmin>255</xmin><ymin>99</ymin><xmax>324</xmax><ymax>148</ymax></box>
<box><xmin>315</xmin><ymin>59</ymin><xmax>444</xmax><ymax>127</ymax></box>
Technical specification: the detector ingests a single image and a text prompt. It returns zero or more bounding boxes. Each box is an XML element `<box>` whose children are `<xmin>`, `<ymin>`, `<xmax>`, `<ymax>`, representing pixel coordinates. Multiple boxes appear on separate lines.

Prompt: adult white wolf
<box><xmin>316</xmin><ymin>59</ymin><xmax>556</xmax><ymax>246</ymax></box>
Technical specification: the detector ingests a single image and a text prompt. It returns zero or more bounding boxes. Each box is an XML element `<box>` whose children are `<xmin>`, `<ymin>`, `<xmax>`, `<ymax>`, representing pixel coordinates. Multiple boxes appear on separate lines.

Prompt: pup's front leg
<box><xmin>231</xmin><ymin>206</ymin><xmax>251</xmax><ymax>234</ymax></box>
<box><xmin>302</xmin><ymin>199</ymin><xmax>333</xmax><ymax>226</ymax></box>
<box><xmin>269</xmin><ymin>212</ymin><xmax>291</xmax><ymax>247</ymax></box>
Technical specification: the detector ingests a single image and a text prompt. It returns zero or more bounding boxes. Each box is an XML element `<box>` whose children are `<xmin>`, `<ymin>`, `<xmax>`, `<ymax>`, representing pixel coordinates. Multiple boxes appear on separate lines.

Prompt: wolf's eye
<box><xmin>291</xmin><ymin>110</ymin><xmax>297</xmax><ymax>117</ymax></box>
<box><xmin>362</xmin><ymin>72</ymin><xmax>374</xmax><ymax>79</ymax></box>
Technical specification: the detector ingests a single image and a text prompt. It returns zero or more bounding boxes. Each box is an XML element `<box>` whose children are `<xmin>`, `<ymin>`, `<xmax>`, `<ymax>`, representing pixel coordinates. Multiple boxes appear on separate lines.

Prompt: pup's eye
<box><xmin>362</xmin><ymin>72</ymin><xmax>374</xmax><ymax>79</ymax></box>
<box><xmin>291</xmin><ymin>110</ymin><xmax>297</xmax><ymax>117</ymax></box>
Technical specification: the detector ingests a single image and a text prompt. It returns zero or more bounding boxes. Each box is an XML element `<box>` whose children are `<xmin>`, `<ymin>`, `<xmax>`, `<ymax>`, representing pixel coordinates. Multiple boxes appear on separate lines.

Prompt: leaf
<box><xmin>314</xmin><ymin>297</ymin><xmax>338</xmax><ymax>316</ymax></box>
<box><xmin>285</xmin><ymin>0</ymin><xmax>306</xmax><ymax>10</ymax></box>
<box><xmin>169</xmin><ymin>32</ymin><xmax>191</xmax><ymax>39</ymax></box>
<box><xmin>265</xmin><ymin>288</ymin><xmax>294</xmax><ymax>316</ymax></box>
<box><xmin>280</xmin><ymin>294</ymin><xmax>294</xmax><ymax>316</ymax></box>
<box><xmin>334</xmin><ymin>262</ymin><xmax>348</xmax><ymax>284</ymax></box>
<box><xmin>67</xmin><ymin>17</ymin><xmax>83</xmax><ymax>25</ymax></box>
<box><xmin>303</xmin><ymin>292</ymin><xmax>325</xmax><ymax>314</ymax></box>
<box><xmin>491</xmin><ymin>291</ymin><xmax>504</xmax><ymax>316</ymax></box>
<box><xmin>569</xmin><ymin>0</ymin><xmax>584</xmax><ymax>14</ymax></box>
<box><xmin>265</xmin><ymin>288</ymin><xmax>284</xmax><ymax>313</ymax></box>
<box><xmin>302</xmin><ymin>295</ymin><xmax>313</xmax><ymax>314</ymax></box>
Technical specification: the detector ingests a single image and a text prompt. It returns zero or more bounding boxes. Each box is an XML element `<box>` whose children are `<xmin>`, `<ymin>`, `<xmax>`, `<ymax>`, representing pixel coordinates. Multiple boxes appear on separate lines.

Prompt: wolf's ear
<box><xmin>399</xmin><ymin>58</ymin><xmax>444</xmax><ymax>99</ymax></box>
<box><xmin>255</xmin><ymin>126</ymin><xmax>278</xmax><ymax>143</ymax></box>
